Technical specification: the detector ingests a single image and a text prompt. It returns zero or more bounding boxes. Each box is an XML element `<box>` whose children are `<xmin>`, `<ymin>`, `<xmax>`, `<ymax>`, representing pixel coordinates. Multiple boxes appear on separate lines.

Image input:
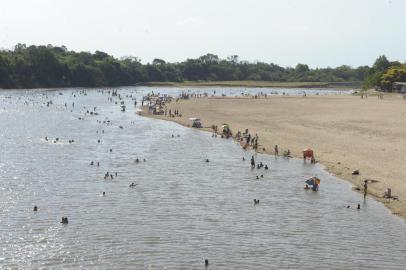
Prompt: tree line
<box><xmin>0</xmin><ymin>44</ymin><xmax>404</xmax><ymax>89</ymax></box>
<box><xmin>362</xmin><ymin>55</ymin><xmax>406</xmax><ymax>91</ymax></box>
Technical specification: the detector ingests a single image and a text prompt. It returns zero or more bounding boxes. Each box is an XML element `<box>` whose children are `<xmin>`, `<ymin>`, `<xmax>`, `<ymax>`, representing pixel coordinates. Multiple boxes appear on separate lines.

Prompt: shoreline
<box><xmin>138</xmin><ymin>80</ymin><xmax>360</xmax><ymax>89</ymax></box>
<box><xmin>1</xmin><ymin>81</ymin><xmax>359</xmax><ymax>91</ymax></box>
<box><xmin>140</xmin><ymin>94</ymin><xmax>406</xmax><ymax>220</ymax></box>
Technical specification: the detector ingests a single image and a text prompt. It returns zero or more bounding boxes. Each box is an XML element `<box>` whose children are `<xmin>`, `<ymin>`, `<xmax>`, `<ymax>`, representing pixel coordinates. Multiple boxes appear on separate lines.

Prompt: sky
<box><xmin>0</xmin><ymin>0</ymin><xmax>405</xmax><ymax>67</ymax></box>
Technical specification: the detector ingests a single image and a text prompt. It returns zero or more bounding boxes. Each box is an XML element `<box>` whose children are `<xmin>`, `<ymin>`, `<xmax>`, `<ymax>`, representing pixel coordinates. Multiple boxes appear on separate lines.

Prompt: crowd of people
<box><xmin>31</xmin><ymin>87</ymin><xmax>151</xmax><ymax>224</ymax></box>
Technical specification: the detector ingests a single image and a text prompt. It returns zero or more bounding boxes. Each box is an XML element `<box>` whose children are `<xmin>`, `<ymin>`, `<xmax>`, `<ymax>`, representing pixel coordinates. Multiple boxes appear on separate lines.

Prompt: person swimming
<box><xmin>304</xmin><ymin>184</ymin><xmax>310</xmax><ymax>190</ymax></box>
<box><xmin>129</xmin><ymin>182</ymin><xmax>137</xmax><ymax>188</ymax></box>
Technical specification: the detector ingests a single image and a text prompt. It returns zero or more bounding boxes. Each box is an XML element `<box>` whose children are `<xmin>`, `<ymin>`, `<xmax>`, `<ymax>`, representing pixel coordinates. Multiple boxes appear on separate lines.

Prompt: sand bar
<box><xmin>141</xmin><ymin>93</ymin><xmax>406</xmax><ymax>219</ymax></box>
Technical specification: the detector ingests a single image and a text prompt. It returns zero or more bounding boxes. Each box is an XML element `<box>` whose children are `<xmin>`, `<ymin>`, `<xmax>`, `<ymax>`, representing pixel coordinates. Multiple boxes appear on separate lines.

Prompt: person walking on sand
<box><xmin>247</xmin><ymin>134</ymin><xmax>251</xmax><ymax>145</ymax></box>
<box><xmin>274</xmin><ymin>145</ymin><xmax>279</xmax><ymax>156</ymax></box>
<box><xmin>364</xmin><ymin>180</ymin><xmax>368</xmax><ymax>199</ymax></box>
<box><xmin>253</xmin><ymin>140</ymin><xmax>258</xmax><ymax>150</ymax></box>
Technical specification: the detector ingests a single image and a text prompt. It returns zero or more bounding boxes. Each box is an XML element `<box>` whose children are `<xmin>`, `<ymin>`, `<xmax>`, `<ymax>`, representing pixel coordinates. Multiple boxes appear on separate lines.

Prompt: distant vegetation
<box><xmin>362</xmin><ymin>55</ymin><xmax>406</xmax><ymax>91</ymax></box>
<box><xmin>0</xmin><ymin>44</ymin><xmax>404</xmax><ymax>89</ymax></box>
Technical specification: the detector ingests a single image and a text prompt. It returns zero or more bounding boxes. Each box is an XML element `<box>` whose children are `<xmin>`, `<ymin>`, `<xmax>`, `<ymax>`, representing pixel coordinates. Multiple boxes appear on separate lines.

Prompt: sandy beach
<box><xmin>141</xmin><ymin>93</ymin><xmax>406</xmax><ymax>219</ymax></box>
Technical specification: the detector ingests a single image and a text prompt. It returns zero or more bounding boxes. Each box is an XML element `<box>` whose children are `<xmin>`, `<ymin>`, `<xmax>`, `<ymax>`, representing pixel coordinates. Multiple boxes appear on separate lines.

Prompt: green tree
<box><xmin>152</xmin><ymin>58</ymin><xmax>166</xmax><ymax>65</ymax></box>
<box><xmin>373</xmin><ymin>55</ymin><xmax>390</xmax><ymax>72</ymax></box>
<box><xmin>295</xmin><ymin>63</ymin><xmax>310</xmax><ymax>73</ymax></box>
<box><xmin>380</xmin><ymin>65</ymin><xmax>406</xmax><ymax>91</ymax></box>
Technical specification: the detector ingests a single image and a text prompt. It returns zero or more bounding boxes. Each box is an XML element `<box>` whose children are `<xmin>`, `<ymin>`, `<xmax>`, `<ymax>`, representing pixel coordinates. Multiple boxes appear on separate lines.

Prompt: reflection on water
<box><xmin>0</xmin><ymin>87</ymin><xmax>405</xmax><ymax>269</ymax></box>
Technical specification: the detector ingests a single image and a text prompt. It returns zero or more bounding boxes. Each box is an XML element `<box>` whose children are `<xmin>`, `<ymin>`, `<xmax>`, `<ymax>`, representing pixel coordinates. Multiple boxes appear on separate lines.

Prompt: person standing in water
<box><xmin>274</xmin><ymin>145</ymin><xmax>279</xmax><ymax>156</ymax></box>
<box><xmin>364</xmin><ymin>180</ymin><xmax>368</xmax><ymax>199</ymax></box>
<box><xmin>250</xmin><ymin>156</ymin><xmax>255</xmax><ymax>168</ymax></box>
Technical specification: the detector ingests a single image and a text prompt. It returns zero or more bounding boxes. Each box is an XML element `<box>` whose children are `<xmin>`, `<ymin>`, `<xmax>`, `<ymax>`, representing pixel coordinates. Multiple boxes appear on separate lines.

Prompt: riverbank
<box><xmin>140</xmin><ymin>80</ymin><xmax>360</xmax><ymax>89</ymax></box>
<box><xmin>141</xmin><ymin>94</ymin><xmax>406</xmax><ymax>219</ymax></box>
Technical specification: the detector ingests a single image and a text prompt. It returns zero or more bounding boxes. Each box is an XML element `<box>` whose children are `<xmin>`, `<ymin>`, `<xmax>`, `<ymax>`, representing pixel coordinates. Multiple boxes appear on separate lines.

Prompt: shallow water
<box><xmin>0</xmin><ymin>87</ymin><xmax>405</xmax><ymax>269</ymax></box>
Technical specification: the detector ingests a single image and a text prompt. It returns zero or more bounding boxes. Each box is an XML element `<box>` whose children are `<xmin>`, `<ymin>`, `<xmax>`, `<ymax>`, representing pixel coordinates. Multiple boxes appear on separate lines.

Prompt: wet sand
<box><xmin>141</xmin><ymin>94</ymin><xmax>406</xmax><ymax>219</ymax></box>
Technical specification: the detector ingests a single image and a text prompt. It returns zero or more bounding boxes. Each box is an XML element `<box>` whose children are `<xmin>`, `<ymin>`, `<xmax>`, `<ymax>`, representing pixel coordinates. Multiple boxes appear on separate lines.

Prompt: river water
<box><xmin>0</xmin><ymin>87</ymin><xmax>405</xmax><ymax>269</ymax></box>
